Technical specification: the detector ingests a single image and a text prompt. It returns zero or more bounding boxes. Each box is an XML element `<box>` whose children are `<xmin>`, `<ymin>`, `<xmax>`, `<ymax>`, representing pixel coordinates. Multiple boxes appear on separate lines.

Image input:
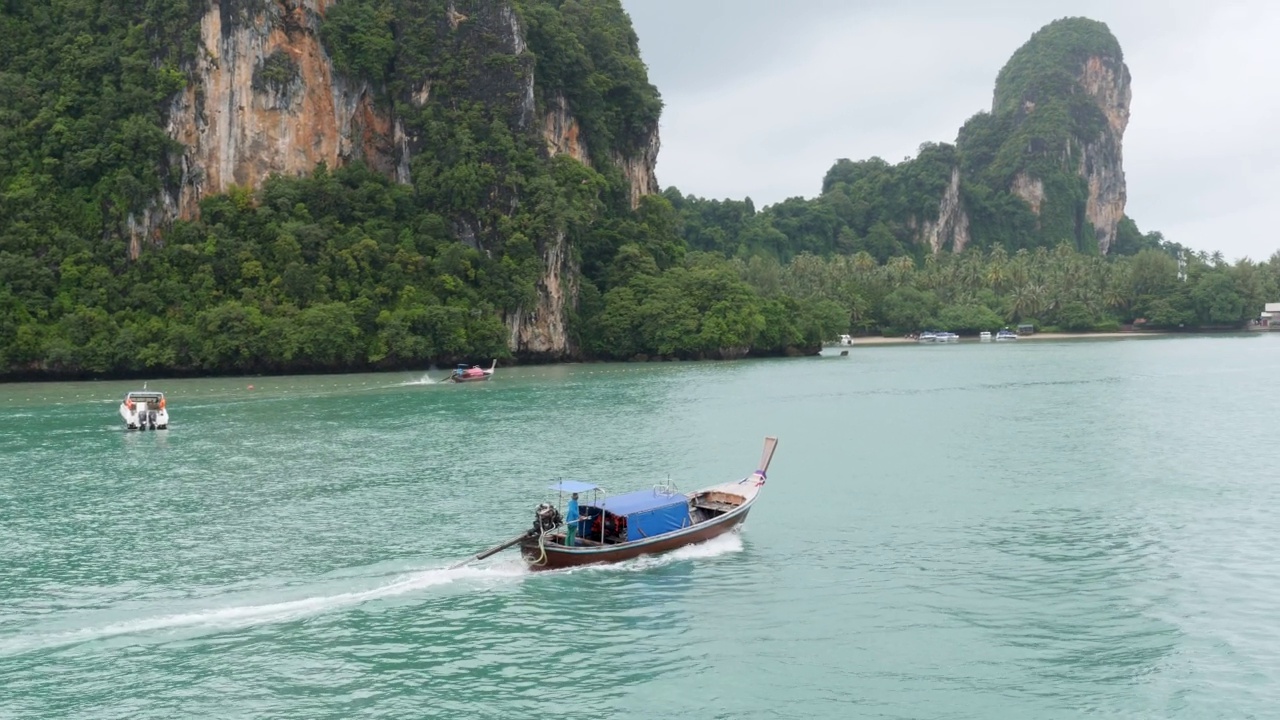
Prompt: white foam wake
<box><xmin>0</xmin><ymin>562</ymin><xmax>525</xmax><ymax>656</ymax></box>
<box><xmin>398</xmin><ymin>373</ymin><xmax>437</xmax><ymax>386</ymax></box>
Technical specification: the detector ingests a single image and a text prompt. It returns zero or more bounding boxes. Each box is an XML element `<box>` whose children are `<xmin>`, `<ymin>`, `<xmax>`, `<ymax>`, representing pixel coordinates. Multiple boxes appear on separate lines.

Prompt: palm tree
<box><xmin>1009</xmin><ymin>283</ymin><xmax>1047</xmax><ymax>321</ymax></box>
<box><xmin>885</xmin><ymin>256</ymin><xmax>916</xmax><ymax>288</ymax></box>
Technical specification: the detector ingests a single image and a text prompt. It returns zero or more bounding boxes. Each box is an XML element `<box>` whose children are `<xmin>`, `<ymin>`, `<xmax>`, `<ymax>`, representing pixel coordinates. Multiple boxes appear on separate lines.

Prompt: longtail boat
<box><xmin>452</xmin><ymin>437</ymin><xmax>777</xmax><ymax>571</ymax></box>
<box><xmin>448</xmin><ymin>360</ymin><xmax>496</xmax><ymax>383</ymax></box>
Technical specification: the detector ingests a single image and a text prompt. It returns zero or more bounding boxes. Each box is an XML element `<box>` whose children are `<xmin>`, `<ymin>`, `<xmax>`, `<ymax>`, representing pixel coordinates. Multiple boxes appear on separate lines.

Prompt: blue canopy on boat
<box><xmin>548</xmin><ymin>480</ymin><xmax>600</xmax><ymax>494</ymax></box>
<box><xmin>594</xmin><ymin>489</ymin><xmax>685</xmax><ymax>516</ymax></box>
<box><xmin>587</xmin><ymin>490</ymin><xmax>690</xmax><ymax>541</ymax></box>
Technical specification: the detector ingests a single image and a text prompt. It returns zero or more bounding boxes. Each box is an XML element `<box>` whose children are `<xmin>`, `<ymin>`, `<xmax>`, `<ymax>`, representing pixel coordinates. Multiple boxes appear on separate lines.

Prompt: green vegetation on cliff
<box><xmin>652</xmin><ymin>17</ymin><xmax>1278</xmax><ymax>337</ymax></box>
<box><xmin>0</xmin><ymin>0</ymin><xmax>839</xmax><ymax>378</ymax></box>
<box><xmin>674</xmin><ymin>18</ymin><xmax>1133</xmax><ymax>261</ymax></box>
<box><xmin>0</xmin><ymin>8</ymin><xmax>1274</xmax><ymax>379</ymax></box>
<box><xmin>0</xmin><ymin>0</ymin><xmax>198</xmax><ymax>254</ymax></box>
<box><xmin>993</xmin><ymin>17</ymin><xmax>1122</xmax><ymax>119</ymax></box>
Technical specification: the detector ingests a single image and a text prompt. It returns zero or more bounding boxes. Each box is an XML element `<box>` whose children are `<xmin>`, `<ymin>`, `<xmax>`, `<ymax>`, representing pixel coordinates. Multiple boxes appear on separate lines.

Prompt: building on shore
<box><xmin>1258</xmin><ymin>303</ymin><xmax>1280</xmax><ymax>329</ymax></box>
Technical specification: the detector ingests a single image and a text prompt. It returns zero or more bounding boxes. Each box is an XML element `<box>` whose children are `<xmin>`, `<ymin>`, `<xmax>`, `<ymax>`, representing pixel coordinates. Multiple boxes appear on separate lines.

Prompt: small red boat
<box><xmin>448</xmin><ymin>360</ymin><xmax>496</xmax><ymax>383</ymax></box>
<box><xmin>514</xmin><ymin>437</ymin><xmax>777</xmax><ymax>570</ymax></box>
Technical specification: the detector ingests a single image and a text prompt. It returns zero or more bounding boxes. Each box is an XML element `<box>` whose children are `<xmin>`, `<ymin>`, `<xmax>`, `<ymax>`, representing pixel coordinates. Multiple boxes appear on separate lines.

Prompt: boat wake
<box><xmin>398</xmin><ymin>373</ymin><xmax>437</xmax><ymax>386</ymax></box>
<box><xmin>1</xmin><ymin>535</ymin><xmax>746</xmax><ymax>655</ymax></box>
<box><xmin>0</xmin><ymin>562</ymin><xmax>526</xmax><ymax>656</ymax></box>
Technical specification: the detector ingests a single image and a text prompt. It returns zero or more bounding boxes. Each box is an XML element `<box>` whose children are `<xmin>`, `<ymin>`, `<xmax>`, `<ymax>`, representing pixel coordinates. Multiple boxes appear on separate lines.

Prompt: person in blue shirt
<box><xmin>565</xmin><ymin>493</ymin><xmax>580</xmax><ymax>546</ymax></box>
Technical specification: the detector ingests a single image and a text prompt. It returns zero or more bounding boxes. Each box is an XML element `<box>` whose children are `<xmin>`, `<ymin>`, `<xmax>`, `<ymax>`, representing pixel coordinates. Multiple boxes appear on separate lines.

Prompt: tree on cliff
<box><xmin>0</xmin><ymin>7</ymin><xmax>1272</xmax><ymax>378</ymax></box>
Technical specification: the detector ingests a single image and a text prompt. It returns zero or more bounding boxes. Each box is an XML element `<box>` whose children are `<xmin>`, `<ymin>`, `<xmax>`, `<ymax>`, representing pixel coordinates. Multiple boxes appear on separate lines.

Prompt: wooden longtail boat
<box><xmin>452</xmin><ymin>437</ymin><xmax>777</xmax><ymax>571</ymax></box>
<box><xmin>451</xmin><ymin>437</ymin><xmax>777</xmax><ymax>572</ymax></box>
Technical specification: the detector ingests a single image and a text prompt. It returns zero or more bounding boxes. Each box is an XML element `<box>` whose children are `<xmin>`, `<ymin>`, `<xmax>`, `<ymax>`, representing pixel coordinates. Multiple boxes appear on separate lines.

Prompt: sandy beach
<box><xmin>839</xmin><ymin>331</ymin><xmax>1173</xmax><ymax>347</ymax></box>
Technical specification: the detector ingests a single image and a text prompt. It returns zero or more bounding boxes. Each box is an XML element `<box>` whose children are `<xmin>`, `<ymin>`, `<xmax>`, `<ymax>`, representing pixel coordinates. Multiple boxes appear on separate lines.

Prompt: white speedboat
<box><xmin>979</xmin><ymin>331</ymin><xmax>992</xmax><ymax>342</ymax></box>
<box><xmin>996</xmin><ymin>329</ymin><xmax>1018</xmax><ymax>342</ymax></box>
<box><xmin>120</xmin><ymin>391</ymin><xmax>169</xmax><ymax>430</ymax></box>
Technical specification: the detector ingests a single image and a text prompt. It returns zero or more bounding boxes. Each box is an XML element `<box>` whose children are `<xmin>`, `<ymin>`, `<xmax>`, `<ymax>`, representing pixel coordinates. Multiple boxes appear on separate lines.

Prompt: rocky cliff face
<box><xmin>611</xmin><ymin>129</ymin><xmax>661</xmax><ymax>209</ymax></box>
<box><xmin>916</xmin><ymin>167</ymin><xmax>971</xmax><ymax>253</ymax></box>
<box><xmin>128</xmin><ymin>0</ymin><xmax>397</xmax><ymax>258</ymax></box>
<box><xmin>541</xmin><ymin>93</ymin><xmax>660</xmax><ymax>208</ymax></box>
<box><xmin>504</xmin><ymin>230</ymin><xmax>577</xmax><ymax>360</ymax></box>
<box><xmin>168</xmin><ymin>0</ymin><xmax>401</xmax><ymax>216</ymax></box>
<box><xmin>149</xmin><ymin>0</ymin><xmax>660</xmax><ymax>359</ymax></box>
<box><xmin>542</xmin><ymin>93</ymin><xmax>591</xmax><ymax>165</ymax></box>
<box><xmin>995</xmin><ymin>19</ymin><xmax>1131</xmax><ymax>254</ymax></box>
<box><xmin>1004</xmin><ymin>54</ymin><xmax>1130</xmax><ymax>253</ymax></box>
<box><xmin>1075</xmin><ymin>55</ymin><xmax>1130</xmax><ymax>254</ymax></box>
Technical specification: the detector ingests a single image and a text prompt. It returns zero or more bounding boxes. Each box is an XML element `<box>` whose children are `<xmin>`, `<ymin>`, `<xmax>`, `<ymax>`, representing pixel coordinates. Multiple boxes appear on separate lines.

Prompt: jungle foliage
<box><xmin>1</xmin><ymin>7</ymin><xmax>1273</xmax><ymax>379</ymax></box>
<box><xmin>0</xmin><ymin>0</ymin><xmax>836</xmax><ymax>377</ymax></box>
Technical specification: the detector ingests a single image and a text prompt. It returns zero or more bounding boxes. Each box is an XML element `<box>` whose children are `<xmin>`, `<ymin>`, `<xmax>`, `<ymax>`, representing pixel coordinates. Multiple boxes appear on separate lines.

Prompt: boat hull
<box><xmin>448</xmin><ymin>375</ymin><xmax>492</xmax><ymax>383</ymax></box>
<box><xmin>520</xmin><ymin>498</ymin><xmax>754</xmax><ymax>570</ymax></box>
<box><xmin>119</xmin><ymin>405</ymin><xmax>169</xmax><ymax>430</ymax></box>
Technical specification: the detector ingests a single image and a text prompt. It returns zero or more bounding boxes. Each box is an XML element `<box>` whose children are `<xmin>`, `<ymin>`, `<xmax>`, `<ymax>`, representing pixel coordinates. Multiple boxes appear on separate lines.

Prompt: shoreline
<box><xmin>841</xmin><ymin>330</ymin><xmax>1194</xmax><ymax>346</ymax></box>
<box><xmin>0</xmin><ymin>330</ymin><xmax>1264</xmax><ymax>384</ymax></box>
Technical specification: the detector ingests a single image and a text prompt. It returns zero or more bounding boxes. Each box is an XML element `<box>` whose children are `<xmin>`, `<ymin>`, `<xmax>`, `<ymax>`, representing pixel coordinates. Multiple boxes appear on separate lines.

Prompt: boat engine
<box><xmin>531</xmin><ymin>502</ymin><xmax>562</xmax><ymax>535</ymax></box>
<box><xmin>148</xmin><ymin>410</ymin><xmax>157</xmax><ymax>429</ymax></box>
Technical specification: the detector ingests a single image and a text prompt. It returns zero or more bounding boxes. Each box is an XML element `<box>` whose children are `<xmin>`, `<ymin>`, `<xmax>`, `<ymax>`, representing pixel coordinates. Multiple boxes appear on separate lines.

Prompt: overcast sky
<box><xmin>621</xmin><ymin>1</ymin><xmax>1280</xmax><ymax>261</ymax></box>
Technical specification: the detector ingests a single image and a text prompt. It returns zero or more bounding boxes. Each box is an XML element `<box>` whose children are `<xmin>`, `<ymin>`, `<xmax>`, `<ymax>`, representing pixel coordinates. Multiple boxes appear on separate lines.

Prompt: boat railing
<box><xmin>652</xmin><ymin>481</ymin><xmax>680</xmax><ymax>496</ymax></box>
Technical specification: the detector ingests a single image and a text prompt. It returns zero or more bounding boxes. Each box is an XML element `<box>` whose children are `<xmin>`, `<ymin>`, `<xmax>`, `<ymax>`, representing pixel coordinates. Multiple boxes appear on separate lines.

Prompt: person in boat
<box><xmin>565</xmin><ymin>492</ymin><xmax>579</xmax><ymax>546</ymax></box>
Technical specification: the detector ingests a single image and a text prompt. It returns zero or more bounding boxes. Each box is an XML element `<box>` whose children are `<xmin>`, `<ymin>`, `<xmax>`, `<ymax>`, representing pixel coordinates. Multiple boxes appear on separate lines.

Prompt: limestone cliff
<box><xmin>917</xmin><ymin>167</ymin><xmax>971</xmax><ymax>253</ymax></box>
<box><xmin>610</xmin><ymin>128</ymin><xmax>661</xmax><ymax>209</ymax></box>
<box><xmin>504</xmin><ymin>230</ymin><xmax>577</xmax><ymax>359</ymax></box>
<box><xmin>822</xmin><ymin>19</ymin><xmax>1133</xmax><ymax>259</ymax></box>
<box><xmin>541</xmin><ymin>93</ymin><xmax>660</xmax><ymax>209</ymax></box>
<box><xmin>128</xmin><ymin>0</ymin><xmax>401</xmax><ymax>257</ymax></box>
<box><xmin>1075</xmin><ymin>55</ymin><xmax>1131</xmax><ymax>254</ymax></box>
<box><xmin>542</xmin><ymin>93</ymin><xmax>591</xmax><ymax>166</ymax></box>
<box><xmin>168</xmin><ymin>0</ymin><xmax>401</xmax><ymax>218</ymax></box>
<box><xmin>148</xmin><ymin>0</ymin><xmax>660</xmax><ymax>360</ymax></box>
<box><xmin>991</xmin><ymin>17</ymin><xmax>1131</xmax><ymax>254</ymax></box>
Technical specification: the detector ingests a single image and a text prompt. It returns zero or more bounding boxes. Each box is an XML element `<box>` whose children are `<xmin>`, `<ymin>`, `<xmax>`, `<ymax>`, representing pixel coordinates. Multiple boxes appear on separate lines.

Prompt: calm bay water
<box><xmin>2</xmin><ymin>334</ymin><xmax>1279</xmax><ymax>719</ymax></box>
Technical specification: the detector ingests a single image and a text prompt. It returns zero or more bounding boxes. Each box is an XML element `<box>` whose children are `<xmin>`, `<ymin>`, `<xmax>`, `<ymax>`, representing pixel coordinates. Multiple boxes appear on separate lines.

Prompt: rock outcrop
<box><xmin>146</xmin><ymin>0</ymin><xmax>661</xmax><ymax>360</ymax></box>
<box><xmin>1075</xmin><ymin>55</ymin><xmax>1131</xmax><ymax>254</ymax></box>
<box><xmin>994</xmin><ymin>17</ymin><xmax>1131</xmax><ymax>254</ymax></box>
<box><xmin>543</xmin><ymin>93</ymin><xmax>591</xmax><ymax>166</ymax></box>
<box><xmin>504</xmin><ymin>230</ymin><xmax>577</xmax><ymax>361</ymax></box>
<box><xmin>541</xmin><ymin>93</ymin><xmax>660</xmax><ymax>209</ymax></box>
<box><xmin>1010</xmin><ymin>171</ymin><xmax>1046</xmax><ymax>215</ymax></box>
<box><xmin>610</xmin><ymin>127</ymin><xmax>661</xmax><ymax>209</ymax></box>
<box><xmin>918</xmin><ymin>167</ymin><xmax>971</xmax><ymax>253</ymax></box>
<box><xmin>167</xmin><ymin>0</ymin><xmax>400</xmax><ymax>220</ymax></box>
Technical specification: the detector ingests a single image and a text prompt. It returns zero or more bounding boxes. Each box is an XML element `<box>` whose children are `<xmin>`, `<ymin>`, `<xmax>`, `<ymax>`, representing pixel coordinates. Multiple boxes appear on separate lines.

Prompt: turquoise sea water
<box><xmin>2</xmin><ymin>334</ymin><xmax>1279</xmax><ymax>719</ymax></box>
